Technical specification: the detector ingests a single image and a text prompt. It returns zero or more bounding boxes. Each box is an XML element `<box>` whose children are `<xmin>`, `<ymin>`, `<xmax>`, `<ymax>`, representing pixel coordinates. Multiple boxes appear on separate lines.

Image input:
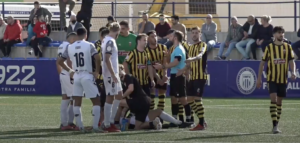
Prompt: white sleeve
<box><xmin>61</xmin><ymin>44</ymin><xmax>69</xmax><ymax>59</ymax></box>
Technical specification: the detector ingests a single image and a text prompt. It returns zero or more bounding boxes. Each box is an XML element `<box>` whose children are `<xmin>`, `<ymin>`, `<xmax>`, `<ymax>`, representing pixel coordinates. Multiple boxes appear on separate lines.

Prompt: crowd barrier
<box><xmin>0</xmin><ymin>60</ymin><xmax>299</xmax><ymax>98</ymax></box>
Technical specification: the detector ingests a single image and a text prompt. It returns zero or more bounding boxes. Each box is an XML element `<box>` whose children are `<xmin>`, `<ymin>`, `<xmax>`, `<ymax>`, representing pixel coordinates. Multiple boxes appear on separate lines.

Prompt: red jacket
<box><xmin>33</xmin><ymin>21</ymin><xmax>48</xmax><ymax>38</ymax></box>
<box><xmin>4</xmin><ymin>20</ymin><xmax>22</xmax><ymax>42</ymax></box>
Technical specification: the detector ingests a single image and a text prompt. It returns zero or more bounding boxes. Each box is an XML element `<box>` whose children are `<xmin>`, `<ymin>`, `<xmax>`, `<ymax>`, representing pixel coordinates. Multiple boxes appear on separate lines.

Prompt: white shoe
<box><xmin>153</xmin><ymin>117</ymin><xmax>162</xmax><ymax>130</ymax></box>
<box><xmin>272</xmin><ymin>126</ymin><xmax>281</xmax><ymax>134</ymax></box>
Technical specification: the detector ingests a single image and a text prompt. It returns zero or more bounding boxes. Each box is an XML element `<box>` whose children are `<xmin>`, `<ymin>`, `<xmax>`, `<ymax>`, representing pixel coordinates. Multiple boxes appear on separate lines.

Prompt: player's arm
<box><xmin>288</xmin><ymin>45</ymin><xmax>296</xmax><ymax>79</ymax></box>
<box><xmin>123</xmin><ymin>51</ymin><xmax>133</xmax><ymax>74</ymax></box>
<box><xmin>162</xmin><ymin>46</ymin><xmax>168</xmax><ymax>80</ymax></box>
<box><xmin>56</xmin><ymin>45</ymin><xmax>74</xmax><ymax>74</ymax></box>
<box><xmin>187</xmin><ymin>44</ymin><xmax>207</xmax><ymax>62</ymax></box>
<box><xmin>91</xmin><ymin>44</ymin><xmax>101</xmax><ymax>74</ymax></box>
<box><xmin>258</xmin><ymin>47</ymin><xmax>269</xmax><ymax>83</ymax></box>
<box><xmin>104</xmin><ymin>40</ymin><xmax>116</xmax><ymax>76</ymax></box>
<box><xmin>56</xmin><ymin>53</ymin><xmax>62</xmax><ymax>74</ymax></box>
<box><xmin>123</xmin><ymin>76</ymin><xmax>134</xmax><ymax>99</ymax></box>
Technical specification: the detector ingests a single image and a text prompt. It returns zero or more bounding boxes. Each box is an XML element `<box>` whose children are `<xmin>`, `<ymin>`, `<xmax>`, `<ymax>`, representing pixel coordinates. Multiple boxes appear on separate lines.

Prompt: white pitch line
<box><xmin>208</xmin><ymin>103</ymin><xmax>300</xmax><ymax>107</ymax></box>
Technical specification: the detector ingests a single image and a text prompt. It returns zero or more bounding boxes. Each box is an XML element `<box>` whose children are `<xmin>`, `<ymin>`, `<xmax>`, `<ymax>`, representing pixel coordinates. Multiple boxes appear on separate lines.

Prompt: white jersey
<box><xmin>101</xmin><ymin>36</ymin><xmax>119</xmax><ymax>77</ymax></box>
<box><xmin>62</xmin><ymin>40</ymin><xmax>97</xmax><ymax>73</ymax></box>
<box><xmin>58</xmin><ymin>41</ymin><xmax>70</xmax><ymax>75</ymax></box>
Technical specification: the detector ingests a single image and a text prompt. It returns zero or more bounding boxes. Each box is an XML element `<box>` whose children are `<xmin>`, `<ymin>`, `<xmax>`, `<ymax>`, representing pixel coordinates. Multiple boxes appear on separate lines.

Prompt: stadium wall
<box><xmin>0</xmin><ymin>60</ymin><xmax>299</xmax><ymax>98</ymax></box>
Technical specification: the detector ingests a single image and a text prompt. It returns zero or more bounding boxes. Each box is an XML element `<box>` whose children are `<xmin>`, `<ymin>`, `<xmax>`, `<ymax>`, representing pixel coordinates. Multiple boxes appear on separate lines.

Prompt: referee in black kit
<box><xmin>76</xmin><ymin>0</ymin><xmax>93</xmax><ymax>40</ymax></box>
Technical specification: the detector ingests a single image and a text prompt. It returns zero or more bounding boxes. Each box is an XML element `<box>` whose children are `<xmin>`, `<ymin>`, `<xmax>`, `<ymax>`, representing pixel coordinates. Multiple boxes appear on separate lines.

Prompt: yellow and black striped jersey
<box><xmin>262</xmin><ymin>42</ymin><xmax>294</xmax><ymax>84</ymax></box>
<box><xmin>146</xmin><ymin>44</ymin><xmax>167</xmax><ymax>77</ymax></box>
<box><xmin>188</xmin><ymin>42</ymin><xmax>207</xmax><ymax>80</ymax></box>
<box><xmin>94</xmin><ymin>40</ymin><xmax>103</xmax><ymax>81</ymax></box>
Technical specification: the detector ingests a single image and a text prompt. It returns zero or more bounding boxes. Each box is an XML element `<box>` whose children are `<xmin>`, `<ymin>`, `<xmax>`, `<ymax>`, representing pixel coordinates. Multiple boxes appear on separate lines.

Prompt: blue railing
<box><xmin>1</xmin><ymin>1</ymin><xmax>299</xmax><ymax>31</ymax></box>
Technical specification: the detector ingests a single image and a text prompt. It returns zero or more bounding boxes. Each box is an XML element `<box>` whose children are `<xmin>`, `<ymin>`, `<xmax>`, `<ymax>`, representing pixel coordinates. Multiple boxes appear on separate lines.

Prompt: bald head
<box><xmin>70</xmin><ymin>14</ymin><xmax>77</xmax><ymax>24</ymax></box>
<box><xmin>247</xmin><ymin>15</ymin><xmax>255</xmax><ymax>25</ymax></box>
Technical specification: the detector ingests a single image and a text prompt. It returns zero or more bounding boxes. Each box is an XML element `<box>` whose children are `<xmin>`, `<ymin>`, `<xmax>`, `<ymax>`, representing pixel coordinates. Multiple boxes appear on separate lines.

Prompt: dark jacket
<box><xmin>257</xmin><ymin>24</ymin><xmax>273</xmax><ymax>41</ymax></box>
<box><xmin>297</xmin><ymin>28</ymin><xmax>300</xmax><ymax>37</ymax></box>
<box><xmin>29</xmin><ymin>7</ymin><xmax>52</xmax><ymax>24</ymax></box>
<box><xmin>67</xmin><ymin>22</ymin><xmax>84</xmax><ymax>35</ymax></box>
<box><xmin>242</xmin><ymin>18</ymin><xmax>260</xmax><ymax>39</ymax></box>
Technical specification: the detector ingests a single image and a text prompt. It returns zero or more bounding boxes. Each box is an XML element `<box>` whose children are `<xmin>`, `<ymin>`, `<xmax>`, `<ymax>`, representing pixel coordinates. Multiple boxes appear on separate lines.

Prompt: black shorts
<box><xmin>169</xmin><ymin>74</ymin><xmax>186</xmax><ymax>97</ymax></box>
<box><xmin>127</xmin><ymin>98</ymin><xmax>150</xmax><ymax>122</ymax></box>
<box><xmin>187</xmin><ymin>79</ymin><xmax>206</xmax><ymax>97</ymax></box>
<box><xmin>96</xmin><ymin>78</ymin><xmax>106</xmax><ymax>107</ymax></box>
<box><xmin>268</xmin><ymin>82</ymin><xmax>287</xmax><ymax>97</ymax></box>
<box><xmin>142</xmin><ymin>84</ymin><xmax>151</xmax><ymax>97</ymax></box>
<box><xmin>154</xmin><ymin>78</ymin><xmax>167</xmax><ymax>90</ymax></box>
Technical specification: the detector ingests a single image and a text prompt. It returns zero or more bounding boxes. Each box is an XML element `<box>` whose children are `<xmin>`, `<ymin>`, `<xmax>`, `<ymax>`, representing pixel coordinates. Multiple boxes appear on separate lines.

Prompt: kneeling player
<box><xmin>57</xmin><ymin>32</ymin><xmax>77</xmax><ymax>130</ymax></box>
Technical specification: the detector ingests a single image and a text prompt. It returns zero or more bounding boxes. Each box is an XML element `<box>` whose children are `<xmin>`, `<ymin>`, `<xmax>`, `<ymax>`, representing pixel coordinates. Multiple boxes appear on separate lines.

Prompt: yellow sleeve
<box><xmin>288</xmin><ymin>44</ymin><xmax>295</xmax><ymax>61</ymax></box>
<box><xmin>262</xmin><ymin>46</ymin><xmax>269</xmax><ymax>61</ymax></box>
<box><xmin>125</xmin><ymin>51</ymin><xmax>134</xmax><ymax>64</ymax></box>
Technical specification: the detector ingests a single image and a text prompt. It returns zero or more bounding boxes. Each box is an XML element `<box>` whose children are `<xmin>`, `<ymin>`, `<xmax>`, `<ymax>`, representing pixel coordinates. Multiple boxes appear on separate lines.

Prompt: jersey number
<box><xmin>74</xmin><ymin>52</ymin><xmax>85</xmax><ymax>67</ymax></box>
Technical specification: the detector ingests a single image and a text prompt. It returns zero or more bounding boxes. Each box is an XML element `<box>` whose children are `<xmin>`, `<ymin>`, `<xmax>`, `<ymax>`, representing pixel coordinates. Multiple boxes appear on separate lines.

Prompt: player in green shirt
<box><xmin>116</xmin><ymin>21</ymin><xmax>137</xmax><ymax>64</ymax></box>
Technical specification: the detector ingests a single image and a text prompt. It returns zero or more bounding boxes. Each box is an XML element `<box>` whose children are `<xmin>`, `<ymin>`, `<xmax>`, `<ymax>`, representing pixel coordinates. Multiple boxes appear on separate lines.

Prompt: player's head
<box><xmin>136</xmin><ymin>33</ymin><xmax>148</xmax><ymax>48</ymax></box>
<box><xmin>99</xmin><ymin>28</ymin><xmax>109</xmax><ymax>41</ymax></box>
<box><xmin>171</xmin><ymin>15</ymin><xmax>179</xmax><ymax>25</ymax></box>
<box><xmin>166</xmin><ymin>29</ymin><xmax>175</xmax><ymax>43</ymax></box>
<box><xmin>108</xmin><ymin>22</ymin><xmax>121</xmax><ymax>39</ymax></box>
<box><xmin>173</xmin><ymin>30</ymin><xmax>183</xmax><ymax>44</ymax></box>
<box><xmin>206</xmin><ymin>14</ymin><xmax>213</xmax><ymax>24</ymax></box>
<box><xmin>119</xmin><ymin>64</ymin><xmax>125</xmax><ymax>79</ymax></box>
<box><xmin>34</xmin><ymin>1</ymin><xmax>40</xmax><ymax>9</ymax></box>
<box><xmin>142</xmin><ymin>12</ymin><xmax>148</xmax><ymax>21</ymax></box>
<box><xmin>107</xmin><ymin>15</ymin><xmax>115</xmax><ymax>24</ymax></box>
<box><xmin>76</xmin><ymin>27</ymin><xmax>87</xmax><ymax>40</ymax></box>
<box><xmin>146</xmin><ymin>30</ymin><xmax>157</xmax><ymax>46</ymax></box>
<box><xmin>191</xmin><ymin>26</ymin><xmax>201</xmax><ymax>42</ymax></box>
<box><xmin>66</xmin><ymin>32</ymin><xmax>77</xmax><ymax>44</ymax></box>
<box><xmin>273</xmin><ymin>26</ymin><xmax>285</xmax><ymax>42</ymax></box>
<box><xmin>119</xmin><ymin>20</ymin><xmax>129</xmax><ymax>36</ymax></box>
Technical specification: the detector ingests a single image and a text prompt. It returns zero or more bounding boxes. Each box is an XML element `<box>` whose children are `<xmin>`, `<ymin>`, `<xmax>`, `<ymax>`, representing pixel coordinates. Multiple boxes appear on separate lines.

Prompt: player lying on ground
<box><xmin>56</xmin><ymin>32</ymin><xmax>77</xmax><ymax>130</ymax></box>
<box><xmin>112</xmin><ymin>64</ymin><xmax>182</xmax><ymax>130</ymax></box>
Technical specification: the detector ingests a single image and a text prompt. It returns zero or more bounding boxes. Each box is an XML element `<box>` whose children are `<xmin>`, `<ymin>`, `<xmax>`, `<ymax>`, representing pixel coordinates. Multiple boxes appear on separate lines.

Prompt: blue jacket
<box><xmin>26</xmin><ymin>24</ymin><xmax>36</xmax><ymax>46</ymax></box>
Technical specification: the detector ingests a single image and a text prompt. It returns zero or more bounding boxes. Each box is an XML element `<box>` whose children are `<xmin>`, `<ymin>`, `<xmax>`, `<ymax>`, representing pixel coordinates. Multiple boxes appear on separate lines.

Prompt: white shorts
<box><xmin>129</xmin><ymin>116</ymin><xmax>150</xmax><ymax>125</ymax></box>
<box><xmin>59</xmin><ymin>73</ymin><xmax>73</xmax><ymax>97</ymax></box>
<box><xmin>73</xmin><ymin>72</ymin><xmax>100</xmax><ymax>98</ymax></box>
<box><xmin>103</xmin><ymin>75</ymin><xmax>122</xmax><ymax>96</ymax></box>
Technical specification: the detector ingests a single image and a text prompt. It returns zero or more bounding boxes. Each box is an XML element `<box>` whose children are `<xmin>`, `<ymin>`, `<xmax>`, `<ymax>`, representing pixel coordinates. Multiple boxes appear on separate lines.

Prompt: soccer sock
<box><xmin>195</xmin><ymin>99</ymin><xmax>205</xmax><ymax>126</ymax></box>
<box><xmin>171</xmin><ymin>104</ymin><xmax>179</xmax><ymax>119</ymax></box>
<box><xmin>67</xmin><ymin>103</ymin><xmax>74</xmax><ymax>124</ymax></box>
<box><xmin>92</xmin><ymin>106</ymin><xmax>101</xmax><ymax>129</ymax></box>
<box><xmin>160</xmin><ymin>111</ymin><xmax>181</xmax><ymax>125</ymax></box>
<box><xmin>110</xmin><ymin>100</ymin><xmax>121</xmax><ymax>124</ymax></box>
<box><xmin>270</xmin><ymin>102</ymin><xmax>278</xmax><ymax>127</ymax></box>
<box><xmin>60</xmin><ymin>100</ymin><xmax>69</xmax><ymax>126</ymax></box>
<box><xmin>150</xmin><ymin>94</ymin><xmax>155</xmax><ymax>110</ymax></box>
<box><xmin>73</xmin><ymin>106</ymin><xmax>84</xmax><ymax>128</ymax></box>
<box><xmin>104</xmin><ymin>103</ymin><xmax>112</xmax><ymax>127</ymax></box>
<box><xmin>157</xmin><ymin>94</ymin><xmax>166</xmax><ymax>110</ymax></box>
<box><xmin>183</xmin><ymin>104</ymin><xmax>191</xmax><ymax>122</ymax></box>
<box><xmin>178</xmin><ymin>103</ymin><xmax>184</xmax><ymax>122</ymax></box>
<box><xmin>276</xmin><ymin>104</ymin><xmax>282</xmax><ymax>122</ymax></box>
<box><xmin>188</xmin><ymin>100</ymin><xmax>197</xmax><ymax>122</ymax></box>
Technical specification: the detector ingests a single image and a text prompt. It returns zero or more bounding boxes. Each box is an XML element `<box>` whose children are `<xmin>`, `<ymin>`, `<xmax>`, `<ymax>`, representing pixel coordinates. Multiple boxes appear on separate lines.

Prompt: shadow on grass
<box><xmin>104</xmin><ymin>130</ymin><xmax>163</xmax><ymax>136</ymax></box>
<box><xmin>177</xmin><ymin>131</ymin><xmax>270</xmax><ymax>140</ymax></box>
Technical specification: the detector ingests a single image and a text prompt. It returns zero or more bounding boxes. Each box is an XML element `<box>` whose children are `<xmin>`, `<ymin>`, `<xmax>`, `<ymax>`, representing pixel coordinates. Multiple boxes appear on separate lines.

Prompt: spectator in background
<box><xmin>106</xmin><ymin>16</ymin><xmax>116</xmax><ymax>28</ymax></box>
<box><xmin>236</xmin><ymin>15</ymin><xmax>259</xmax><ymax>60</ymax></box>
<box><xmin>33</xmin><ymin>15</ymin><xmax>52</xmax><ymax>58</ymax></box>
<box><xmin>0</xmin><ymin>16</ymin><xmax>22</xmax><ymax>57</ymax></box>
<box><xmin>201</xmin><ymin>14</ymin><xmax>217</xmax><ymax>53</ymax></box>
<box><xmin>0</xmin><ymin>16</ymin><xmax>7</xmax><ymax>57</ymax></box>
<box><xmin>215</xmin><ymin>16</ymin><xmax>243</xmax><ymax>60</ymax></box>
<box><xmin>59</xmin><ymin>0</ymin><xmax>75</xmax><ymax>31</ymax></box>
<box><xmin>76</xmin><ymin>0</ymin><xmax>93</xmax><ymax>40</ymax></box>
<box><xmin>138</xmin><ymin>13</ymin><xmax>155</xmax><ymax>34</ymax></box>
<box><xmin>27</xmin><ymin>16</ymin><xmax>37</xmax><ymax>55</ymax></box>
<box><xmin>67</xmin><ymin>14</ymin><xmax>84</xmax><ymax>35</ymax></box>
<box><xmin>251</xmin><ymin>15</ymin><xmax>273</xmax><ymax>60</ymax></box>
<box><xmin>155</xmin><ymin>14</ymin><xmax>171</xmax><ymax>44</ymax></box>
<box><xmin>292</xmin><ymin>28</ymin><xmax>300</xmax><ymax>60</ymax></box>
<box><xmin>29</xmin><ymin>1</ymin><xmax>52</xmax><ymax>36</ymax></box>
<box><xmin>171</xmin><ymin>15</ymin><xmax>187</xmax><ymax>41</ymax></box>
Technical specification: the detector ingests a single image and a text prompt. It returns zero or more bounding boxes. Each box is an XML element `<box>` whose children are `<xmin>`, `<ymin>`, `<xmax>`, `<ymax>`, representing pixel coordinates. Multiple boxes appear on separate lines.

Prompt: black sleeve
<box><xmin>174</xmin><ymin>56</ymin><xmax>181</xmax><ymax>61</ymax></box>
<box><xmin>125</xmin><ymin>75</ymin><xmax>134</xmax><ymax>87</ymax></box>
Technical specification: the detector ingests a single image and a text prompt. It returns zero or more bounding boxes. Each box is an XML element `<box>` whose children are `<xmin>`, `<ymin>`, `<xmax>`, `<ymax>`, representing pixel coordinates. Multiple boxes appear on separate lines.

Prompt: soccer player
<box><xmin>167</xmin><ymin>29</ymin><xmax>191</xmax><ymax>124</ymax></box>
<box><xmin>145</xmin><ymin>30</ymin><xmax>168</xmax><ymax>110</ymax></box>
<box><xmin>102</xmin><ymin>22</ymin><xmax>123</xmax><ymax>132</ymax></box>
<box><xmin>257</xmin><ymin>26</ymin><xmax>296</xmax><ymax>134</ymax></box>
<box><xmin>123</xmin><ymin>33</ymin><xmax>155</xmax><ymax>97</ymax></box>
<box><xmin>117</xmin><ymin>64</ymin><xmax>182</xmax><ymax>130</ymax></box>
<box><xmin>57</xmin><ymin>28</ymin><xmax>102</xmax><ymax>133</ymax></box>
<box><xmin>153</xmin><ymin>30</ymin><xmax>192</xmax><ymax>127</ymax></box>
<box><xmin>57</xmin><ymin>32</ymin><xmax>77</xmax><ymax>130</ymax></box>
<box><xmin>177</xmin><ymin>26</ymin><xmax>208</xmax><ymax>131</ymax></box>
<box><xmin>116</xmin><ymin>20</ymin><xmax>137</xmax><ymax>64</ymax></box>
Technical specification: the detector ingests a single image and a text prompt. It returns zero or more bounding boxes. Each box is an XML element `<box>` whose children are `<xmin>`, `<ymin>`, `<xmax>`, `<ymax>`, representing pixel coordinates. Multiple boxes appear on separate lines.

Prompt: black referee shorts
<box><xmin>169</xmin><ymin>74</ymin><xmax>186</xmax><ymax>98</ymax></box>
<box><xmin>187</xmin><ymin>79</ymin><xmax>206</xmax><ymax>97</ymax></box>
<box><xmin>268</xmin><ymin>82</ymin><xmax>287</xmax><ymax>97</ymax></box>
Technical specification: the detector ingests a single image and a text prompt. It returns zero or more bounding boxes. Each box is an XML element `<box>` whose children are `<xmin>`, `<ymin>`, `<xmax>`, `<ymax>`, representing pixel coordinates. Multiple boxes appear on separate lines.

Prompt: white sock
<box><xmin>73</xmin><ymin>106</ymin><xmax>84</xmax><ymax>128</ymax></box>
<box><xmin>104</xmin><ymin>103</ymin><xmax>112</xmax><ymax>127</ymax></box>
<box><xmin>67</xmin><ymin>103</ymin><xmax>74</xmax><ymax>124</ymax></box>
<box><xmin>60</xmin><ymin>100</ymin><xmax>69</xmax><ymax>126</ymax></box>
<box><xmin>160</xmin><ymin>111</ymin><xmax>181</xmax><ymax>125</ymax></box>
<box><xmin>110</xmin><ymin>100</ymin><xmax>121</xmax><ymax>124</ymax></box>
<box><xmin>92</xmin><ymin>106</ymin><xmax>101</xmax><ymax>129</ymax></box>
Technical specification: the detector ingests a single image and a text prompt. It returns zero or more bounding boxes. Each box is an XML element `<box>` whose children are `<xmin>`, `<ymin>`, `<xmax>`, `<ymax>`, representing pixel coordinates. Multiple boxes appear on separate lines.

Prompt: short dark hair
<box><xmin>191</xmin><ymin>26</ymin><xmax>201</xmax><ymax>32</ymax></box>
<box><xmin>171</xmin><ymin>15</ymin><xmax>179</xmax><ymax>21</ymax></box>
<box><xmin>146</xmin><ymin>30</ymin><xmax>156</xmax><ymax>36</ymax></box>
<box><xmin>119</xmin><ymin>20</ymin><xmax>129</xmax><ymax>28</ymax></box>
<box><xmin>101</xmin><ymin>29</ymin><xmax>109</xmax><ymax>37</ymax></box>
<box><xmin>66</xmin><ymin>32</ymin><xmax>77</xmax><ymax>39</ymax></box>
<box><xmin>76</xmin><ymin>28</ymin><xmax>87</xmax><ymax>37</ymax></box>
<box><xmin>136</xmin><ymin>33</ymin><xmax>147</xmax><ymax>44</ymax></box>
<box><xmin>34</xmin><ymin>1</ymin><xmax>40</xmax><ymax>5</ymax></box>
<box><xmin>273</xmin><ymin>26</ymin><xmax>285</xmax><ymax>34</ymax></box>
<box><xmin>174</xmin><ymin>31</ymin><xmax>183</xmax><ymax>43</ymax></box>
<box><xmin>167</xmin><ymin>29</ymin><xmax>175</xmax><ymax>35</ymax></box>
<box><xmin>99</xmin><ymin>27</ymin><xmax>107</xmax><ymax>33</ymax></box>
<box><xmin>159</xmin><ymin>14</ymin><xmax>164</xmax><ymax>17</ymax></box>
<box><xmin>107</xmin><ymin>16</ymin><xmax>115</xmax><ymax>21</ymax></box>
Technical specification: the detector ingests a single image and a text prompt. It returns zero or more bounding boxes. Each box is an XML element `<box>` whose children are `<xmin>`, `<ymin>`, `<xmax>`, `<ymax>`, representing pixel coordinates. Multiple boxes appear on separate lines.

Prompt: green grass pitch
<box><xmin>0</xmin><ymin>96</ymin><xmax>299</xmax><ymax>143</ymax></box>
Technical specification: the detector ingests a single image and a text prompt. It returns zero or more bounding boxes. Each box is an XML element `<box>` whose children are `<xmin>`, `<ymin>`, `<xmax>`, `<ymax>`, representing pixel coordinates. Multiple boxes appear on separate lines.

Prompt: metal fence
<box><xmin>2</xmin><ymin>1</ymin><xmax>300</xmax><ymax>32</ymax></box>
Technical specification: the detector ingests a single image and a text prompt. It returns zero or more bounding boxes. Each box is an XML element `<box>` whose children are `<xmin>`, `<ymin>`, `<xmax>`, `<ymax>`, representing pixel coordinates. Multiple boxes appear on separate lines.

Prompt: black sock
<box><xmin>171</xmin><ymin>104</ymin><xmax>179</xmax><ymax>119</ymax></box>
<box><xmin>184</xmin><ymin>104</ymin><xmax>191</xmax><ymax>122</ymax></box>
<box><xmin>114</xmin><ymin>121</ymin><xmax>119</xmax><ymax>125</ymax></box>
